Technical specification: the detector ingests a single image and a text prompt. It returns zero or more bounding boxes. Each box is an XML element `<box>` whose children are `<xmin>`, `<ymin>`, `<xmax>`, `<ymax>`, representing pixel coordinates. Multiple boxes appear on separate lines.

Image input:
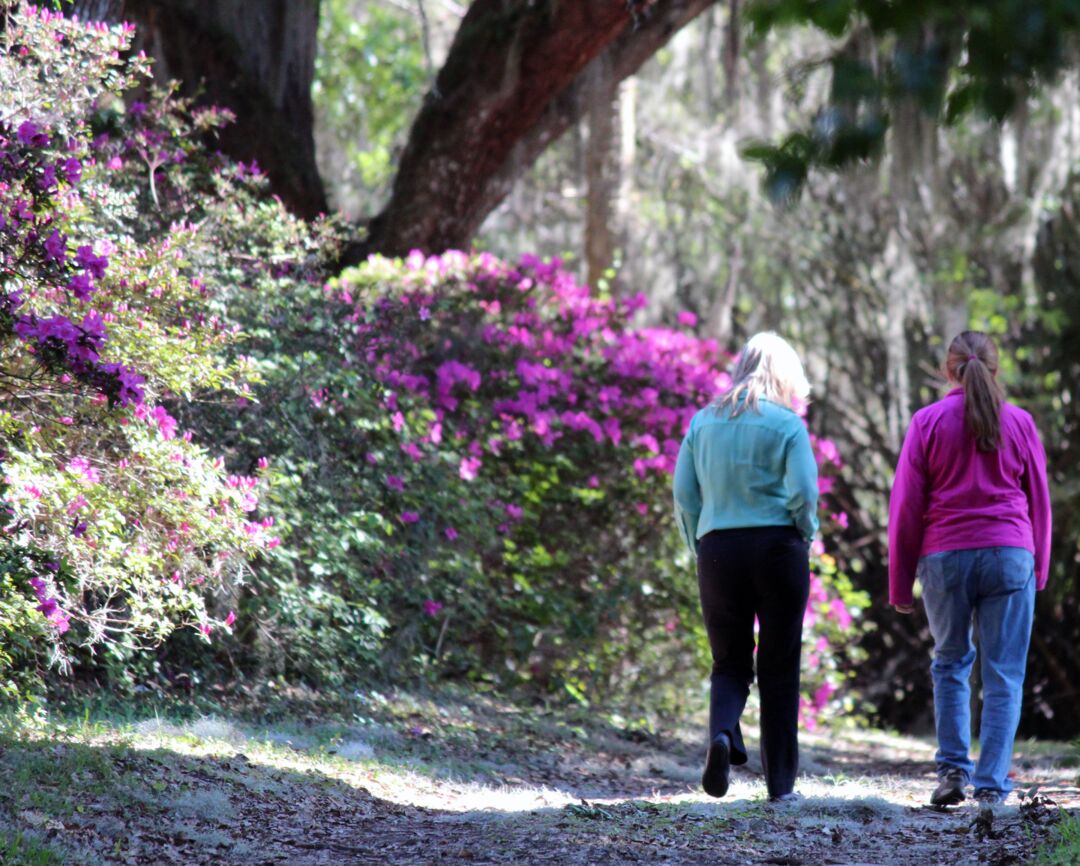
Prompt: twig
<box><xmin>417</xmin><ymin>0</ymin><xmax>435</xmax><ymax>85</ymax></box>
<box><xmin>434</xmin><ymin>611</ymin><xmax>451</xmax><ymax>660</ymax></box>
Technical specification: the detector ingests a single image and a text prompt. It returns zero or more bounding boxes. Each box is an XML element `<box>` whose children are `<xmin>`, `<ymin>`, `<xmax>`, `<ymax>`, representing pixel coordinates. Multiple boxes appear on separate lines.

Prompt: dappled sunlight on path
<box><xmin>2</xmin><ymin>700</ymin><xmax>1077</xmax><ymax>865</ymax></box>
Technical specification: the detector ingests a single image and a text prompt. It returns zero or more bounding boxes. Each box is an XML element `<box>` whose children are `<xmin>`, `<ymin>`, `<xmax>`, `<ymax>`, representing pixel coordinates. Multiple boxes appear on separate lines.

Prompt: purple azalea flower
<box><xmin>44</xmin><ymin>229</ymin><xmax>67</xmax><ymax>264</ymax></box>
<box><xmin>97</xmin><ymin>362</ymin><xmax>146</xmax><ymax>407</ymax></box>
<box><xmin>423</xmin><ymin>599</ymin><xmax>444</xmax><ymax>617</ymax></box>
<box><xmin>80</xmin><ymin>310</ymin><xmax>107</xmax><ymax>341</ymax></box>
<box><xmin>0</xmin><ymin>291</ymin><xmax>23</xmax><ymax>315</ymax></box>
<box><xmin>10</xmin><ymin>200</ymin><xmax>33</xmax><ymax>222</ymax></box>
<box><xmin>61</xmin><ymin>157</ymin><xmax>82</xmax><ymax>185</ymax></box>
<box><xmin>75</xmin><ymin>245</ymin><xmax>108</xmax><ymax>279</ymax></box>
<box><xmin>38</xmin><ymin>163</ymin><xmax>57</xmax><ymax>191</ymax></box>
<box><xmin>37</xmin><ymin>597</ymin><xmax>59</xmax><ymax>617</ymax></box>
<box><xmin>68</xmin><ymin>273</ymin><xmax>95</xmax><ymax>300</ymax></box>
<box><xmin>17</xmin><ymin>121</ymin><xmax>49</xmax><ymax>148</ymax></box>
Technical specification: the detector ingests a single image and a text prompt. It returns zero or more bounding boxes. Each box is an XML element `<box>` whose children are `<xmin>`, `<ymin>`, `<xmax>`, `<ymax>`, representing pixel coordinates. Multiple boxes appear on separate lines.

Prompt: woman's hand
<box><xmin>893</xmin><ymin>603</ymin><xmax>915</xmax><ymax>614</ymax></box>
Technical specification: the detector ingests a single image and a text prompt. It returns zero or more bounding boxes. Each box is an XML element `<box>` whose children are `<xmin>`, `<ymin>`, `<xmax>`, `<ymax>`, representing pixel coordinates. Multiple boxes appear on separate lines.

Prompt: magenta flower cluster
<box><xmin>29</xmin><ymin>573</ymin><xmax>70</xmax><ymax>634</ymax></box>
<box><xmin>349</xmin><ymin>251</ymin><xmax>730</xmax><ymax>510</ymax></box>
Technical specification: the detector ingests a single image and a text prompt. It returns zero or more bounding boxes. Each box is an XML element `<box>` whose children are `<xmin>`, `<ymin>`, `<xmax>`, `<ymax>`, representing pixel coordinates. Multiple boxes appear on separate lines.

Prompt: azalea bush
<box><xmin>203</xmin><ymin>246</ymin><xmax>868</xmax><ymax>718</ymax></box>
<box><xmin>0</xmin><ymin>6</ymin><xmax>275</xmax><ymax>696</ymax></box>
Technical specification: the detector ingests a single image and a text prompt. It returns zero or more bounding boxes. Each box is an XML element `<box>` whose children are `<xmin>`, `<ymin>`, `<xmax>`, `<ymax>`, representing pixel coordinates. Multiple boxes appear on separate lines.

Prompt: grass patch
<box><xmin>0</xmin><ymin>831</ymin><xmax>64</xmax><ymax>866</ymax></box>
<box><xmin>1032</xmin><ymin>813</ymin><xmax>1080</xmax><ymax>865</ymax></box>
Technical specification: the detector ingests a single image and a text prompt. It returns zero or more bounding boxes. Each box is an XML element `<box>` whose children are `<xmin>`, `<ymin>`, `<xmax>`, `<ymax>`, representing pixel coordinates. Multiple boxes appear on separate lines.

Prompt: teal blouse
<box><xmin>672</xmin><ymin>398</ymin><xmax>820</xmax><ymax>556</ymax></box>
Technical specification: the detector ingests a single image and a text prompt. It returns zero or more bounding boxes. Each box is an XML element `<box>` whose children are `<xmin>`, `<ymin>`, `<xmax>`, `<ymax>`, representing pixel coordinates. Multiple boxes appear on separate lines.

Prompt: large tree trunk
<box><xmin>355</xmin><ymin>0</ymin><xmax>717</xmax><ymax>261</ymax></box>
<box><xmin>70</xmin><ymin>0</ymin><xmax>327</xmax><ymax>219</ymax></box>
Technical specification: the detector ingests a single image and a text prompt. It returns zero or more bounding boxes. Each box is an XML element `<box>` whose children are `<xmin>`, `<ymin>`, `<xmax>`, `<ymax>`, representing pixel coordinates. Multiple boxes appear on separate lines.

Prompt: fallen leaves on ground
<box><xmin>0</xmin><ymin>689</ymin><xmax>1077</xmax><ymax>865</ymax></box>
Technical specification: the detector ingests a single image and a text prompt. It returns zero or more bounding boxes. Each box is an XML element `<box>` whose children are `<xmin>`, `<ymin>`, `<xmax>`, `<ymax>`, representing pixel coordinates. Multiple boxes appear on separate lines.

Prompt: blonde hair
<box><xmin>715</xmin><ymin>332</ymin><xmax>811</xmax><ymax>417</ymax></box>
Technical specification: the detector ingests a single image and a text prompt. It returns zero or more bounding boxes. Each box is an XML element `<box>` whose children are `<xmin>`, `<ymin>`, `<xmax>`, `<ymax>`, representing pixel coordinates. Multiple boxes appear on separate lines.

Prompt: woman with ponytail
<box><xmin>888</xmin><ymin>331</ymin><xmax>1051</xmax><ymax>808</ymax></box>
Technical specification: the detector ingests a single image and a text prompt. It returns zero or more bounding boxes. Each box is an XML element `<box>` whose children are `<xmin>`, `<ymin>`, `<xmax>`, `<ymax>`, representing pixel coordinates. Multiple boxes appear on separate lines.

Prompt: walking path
<box><xmin>2</xmin><ymin>690</ymin><xmax>1076</xmax><ymax>865</ymax></box>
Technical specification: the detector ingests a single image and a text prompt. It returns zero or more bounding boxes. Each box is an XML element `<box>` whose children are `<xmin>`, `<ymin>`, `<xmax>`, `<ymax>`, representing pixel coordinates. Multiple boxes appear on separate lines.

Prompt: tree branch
<box><xmin>352</xmin><ymin>0</ymin><xmax>718</xmax><ymax>262</ymax></box>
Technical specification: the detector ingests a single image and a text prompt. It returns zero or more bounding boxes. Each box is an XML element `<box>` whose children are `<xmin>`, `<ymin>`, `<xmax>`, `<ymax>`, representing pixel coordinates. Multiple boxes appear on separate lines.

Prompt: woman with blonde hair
<box><xmin>674</xmin><ymin>331</ymin><xmax>819</xmax><ymax>802</ymax></box>
<box><xmin>889</xmin><ymin>331</ymin><xmax>1051</xmax><ymax>807</ymax></box>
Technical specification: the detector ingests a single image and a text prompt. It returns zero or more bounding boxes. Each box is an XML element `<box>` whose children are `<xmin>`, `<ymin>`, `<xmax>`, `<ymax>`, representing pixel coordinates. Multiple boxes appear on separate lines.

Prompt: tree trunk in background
<box><xmin>71</xmin><ymin>0</ymin><xmax>327</xmax><ymax>219</ymax></box>
<box><xmin>585</xmin><ymin>55</ymin><xmax>619</xmax><ymax>289</ymax></box>
<box><xmin>723</xmin><ymin>0</ymin><xmax>740</xmax><ymax>108</ymax></box>
<box><xmin>616</xmin><ymin>76</ymin><xmax>638</xmax><ymax>282</ymax></box>
<box><xmin>707</xmin><ymin>235</ymin><xmax>740</xmax><ymax>346</ymax></box>
<box><xmin>355</xmin><ymin>0</ymin><xmax>717</xmax><ymax>261</ymax></box>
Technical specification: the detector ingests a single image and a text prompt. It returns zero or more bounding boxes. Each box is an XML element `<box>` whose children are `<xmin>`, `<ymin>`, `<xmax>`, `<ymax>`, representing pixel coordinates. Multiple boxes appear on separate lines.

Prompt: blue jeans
<box><xmin>918</xmin><ymin>547</ymin><xmax>1035</xmax><ymax>797</ymax></box>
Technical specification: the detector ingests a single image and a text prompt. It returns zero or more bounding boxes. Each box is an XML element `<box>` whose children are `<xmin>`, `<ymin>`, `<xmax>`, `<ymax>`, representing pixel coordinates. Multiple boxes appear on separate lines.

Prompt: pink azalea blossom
<box><xmin>423</xmin><ymin>599</ymin><xmax>444</xmax><ymax>617</ymax></box>
<box><xmin>66</xmin><ymin>457</ymin><xmax>100</xmax><ymax>484</ymax></box>
<box><xmin>829</xmin><ymin>598</ymin><xmax>853</xmax><ymax>630</ymax></box>
<box><xmin>459</xmin><ymin>456</ymin><xmax>481</xmax><ymax>481</ymax></box>
<box><xmin>151</xmin><ymin>406</ymin><xmax>177</xmax><ymax>440</ymax></box>
<box><xmin>814</xmin><ymin>682</ymin><xmax>837</xmax><ymax>710</ymax></box>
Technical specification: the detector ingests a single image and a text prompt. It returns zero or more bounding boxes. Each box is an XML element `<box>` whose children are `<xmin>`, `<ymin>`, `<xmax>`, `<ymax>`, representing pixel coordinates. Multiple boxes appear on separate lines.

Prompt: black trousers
<box><xmin>697</xmin><ymin>525</ymin><xmax>810</xmax><ymax>798</ymax></box>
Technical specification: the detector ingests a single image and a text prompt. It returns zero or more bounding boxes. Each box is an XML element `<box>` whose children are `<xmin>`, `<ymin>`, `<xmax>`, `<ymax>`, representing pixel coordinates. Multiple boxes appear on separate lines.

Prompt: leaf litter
<box><xmin>0</xmin><ymin>689</ymin><xmax>1076</xmax><ymax>865</ymax></box>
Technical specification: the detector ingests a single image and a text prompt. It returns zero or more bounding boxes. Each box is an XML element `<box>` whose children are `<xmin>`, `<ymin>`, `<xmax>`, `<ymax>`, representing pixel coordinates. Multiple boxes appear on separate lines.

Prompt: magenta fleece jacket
<box><xmin>888</xmin><ymin>389</ymin><xmax>1052</xmax><ymax>607</ymax></box>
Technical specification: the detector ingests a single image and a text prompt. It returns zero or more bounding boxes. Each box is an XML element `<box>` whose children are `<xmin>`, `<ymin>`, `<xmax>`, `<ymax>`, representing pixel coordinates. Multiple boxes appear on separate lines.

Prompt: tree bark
<box><xmin>71</xmin><ymin>0</ymin><xmax>327</xmax><ymax>219</ymax></box>
<box><xmin>355</xmin><ymin>0</ymin><xmax>717</xmax><ymax>261</ymax></box>
<box><xmin>585</xmin><ymin>54</ymin><xmax>619</xmax><ymax>289</ymax></box>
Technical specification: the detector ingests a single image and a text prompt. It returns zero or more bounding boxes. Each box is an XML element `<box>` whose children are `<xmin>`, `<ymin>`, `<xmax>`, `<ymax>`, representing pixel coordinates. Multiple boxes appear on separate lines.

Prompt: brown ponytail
<box><xmin>945</xmin><ymin>331</ymin><xmax>1004</xmax><ymax>451</ymax></box>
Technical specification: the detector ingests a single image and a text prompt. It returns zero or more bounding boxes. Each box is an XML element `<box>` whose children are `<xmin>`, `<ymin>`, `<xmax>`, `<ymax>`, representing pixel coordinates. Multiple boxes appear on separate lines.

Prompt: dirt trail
<box><xmin>3</xmin><ymin>696</ymin><xmax>1077</xmax><ymax>865</ymax></box>
<box><xmin>309</xmin><ymin>723</ymin><xmax>1078</xmax><ymax>866</ymax></box>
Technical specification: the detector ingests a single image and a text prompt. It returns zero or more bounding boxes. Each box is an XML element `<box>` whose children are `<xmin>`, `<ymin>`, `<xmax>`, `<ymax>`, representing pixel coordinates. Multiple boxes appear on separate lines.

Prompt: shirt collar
<box><xmin>946</xmin><ymin>387</ymin><xmax>964</xmax><ymax>397</ymax></box>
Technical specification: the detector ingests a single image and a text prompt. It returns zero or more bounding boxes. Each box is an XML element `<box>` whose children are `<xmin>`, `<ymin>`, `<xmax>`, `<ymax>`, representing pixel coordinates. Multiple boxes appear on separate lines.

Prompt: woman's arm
<box><xmin>784</xmin><ymin>425</ymin><xmax>820</xmax><ymax>542</ymax></box>
<box><xmin>1021</xmin><ymin>416</ymin><xmax>1052</xmax><ymax>590</ymax></box>
<box><xmin>673</xmin><ymin>424</ymin><xmax>702</xmax><ymax>558</ymax></box>
<box><xmin>888</xmin><ymin>419</ymin><xmax>929</xmax><ymax>607</ymax></box>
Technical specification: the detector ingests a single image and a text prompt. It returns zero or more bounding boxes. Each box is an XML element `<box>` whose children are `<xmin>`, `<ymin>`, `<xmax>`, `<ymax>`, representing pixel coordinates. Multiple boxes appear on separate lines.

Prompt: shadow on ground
<box><xmin>1</xmin><ymin>707</ymin><xmax>1077</xmax><ymax>866</ymax></box>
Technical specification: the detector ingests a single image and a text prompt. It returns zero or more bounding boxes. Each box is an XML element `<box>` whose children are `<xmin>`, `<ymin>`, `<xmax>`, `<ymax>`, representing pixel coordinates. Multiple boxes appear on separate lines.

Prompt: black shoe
<box><xmin>702</xmin><ymin>733</ymin><xmax>731</xmax><ymax>798</ymax></box>
<box><xmin>930</xmin><ymin>767</ymin><xmax>968</xmax><ymax>806</ymax></box>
